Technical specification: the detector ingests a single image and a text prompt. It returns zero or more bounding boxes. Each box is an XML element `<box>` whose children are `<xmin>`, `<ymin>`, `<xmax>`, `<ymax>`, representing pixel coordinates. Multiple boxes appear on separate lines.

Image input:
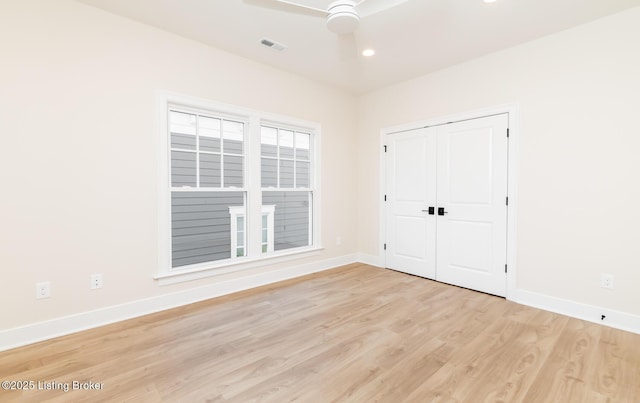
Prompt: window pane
<box><xmin>279</xmin><ymin>130</ymin><xmax>294</xmax><ymax>158</ymax></box>
<box><xmin>261</xmin><ymin>158</ymin><xmax>277</xmax><ymax>188</ymax></box>
<box><xmin>262</xmin><ymin>244</ymin><xmax>267</xmax><ymax>253</ymax></box>
<box><xmin>171</xmin><ymin>191</ymin><xmax>245</xmax><ymax>268</ymax></box>
<box><xmin>237</xmin><ymin>216</ymin><xmax>245</xmax><ymax>248</ymax></box>
<box><xmin>200</xmin><ymin>137</ymin><xmax>220</xmax><ymax>153</ymax></box>
<box><xmin>171</xmin><ymin>133</ymin><xmax>196</xmax><ymax>150</ymax></box>
<box><xmin>296</xmin><ymin>161</ymin><xmax>310</xmax><ymax>188</ymax></box>
<box><xmin>199</xmin><ymin>153</ymin><xmax>221</xmax><ymax>187</ymax></box>
<box><xmin>171</xmin><ymin>150</ymin><xmax>196</xmax><ymax>187</ymax></box>
<box><xmin>262</xmin><ymin>228</ymin><xmax>268</xmax><ymax>243</ymax></box>
<box><xmin>170</xmin><ymin>111</ymin><xmax>196</xmax><ymax>135</ymax></box>
<box><xmin>224</xmin><ymin>155</ymin><xmax>244</xmax><ymax>187</ymax></box>
<box><xmin>295</xmin><ymin>132</ymin><xmax>310</xmax><ymax>160</ymax></box>
<box><xmin>261</xmin><ymin>126</ymin><xmax>278</xmax><ymax>157</ymax></box>
<box><xmin>200</xmin><ymin>116</ymin><xmax>221</xmax><ymax>137</ymax></box>
<box><xmin>262</xmin><ymin>214</ymin><xmax>268</xmax><ymax>228</ymax></box>
<box><xmin>200</xmin><ymin>116</ymin><xmax>221</xmax><ymax>152</ymax></box>
<box><xmin>279</xmin><ymin>160</ymin><xmax>294</xmax><ymax>188</ymax></box>
<box><xmin>236</xmin><ymin>247</ymin><xmax>244</xmax><ymax>257</ymax></box>
<box><xmin>223</xmin><ymin>120</ymin><xmax>244</xmax><ymax>155</ymax></box>
<box><xmin>262</xmin><ymin>191</ymin><xmax>311</xmax><ymax>252</ymax></box>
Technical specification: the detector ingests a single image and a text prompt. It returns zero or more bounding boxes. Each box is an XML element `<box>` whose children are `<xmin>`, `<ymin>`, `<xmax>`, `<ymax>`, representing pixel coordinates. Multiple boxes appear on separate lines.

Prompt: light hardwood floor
<box><xmin>1</xmin><ymin>263</ymin><xmax>639</xmax><ymax>402</ymax></box>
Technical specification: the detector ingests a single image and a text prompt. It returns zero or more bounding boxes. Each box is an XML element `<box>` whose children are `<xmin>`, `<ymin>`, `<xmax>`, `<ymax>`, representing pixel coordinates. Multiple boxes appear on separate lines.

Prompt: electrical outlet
<box><xmin>36</xmin><ymin>281</ymin><xmax>50</xmax><ymax>299</ymax></box>
<box><xmin>601</xmin><ymin>273</ymin><xmax>614</xmax><ymax>289</ymax></box>
<box><xmin>90</xmin><ymin>274</ymin><xmax>103</xmax><ymax>290</ymax></box>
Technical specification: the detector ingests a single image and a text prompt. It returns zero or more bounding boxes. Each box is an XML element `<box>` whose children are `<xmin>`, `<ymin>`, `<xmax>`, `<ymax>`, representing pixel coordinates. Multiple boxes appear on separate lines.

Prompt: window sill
<box><xmin>154</xmin><ymin>246</ymin><xmax>324</xmax><ymax>286</ymax></box>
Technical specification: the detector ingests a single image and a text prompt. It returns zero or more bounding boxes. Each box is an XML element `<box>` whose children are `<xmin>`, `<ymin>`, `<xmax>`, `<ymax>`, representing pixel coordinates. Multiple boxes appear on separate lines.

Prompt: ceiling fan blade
<box><xmin>356</xmin><ymin>0</ymin><xmax>409</xmax><ymax>18</ymax></box>
<box><xmin>243</xmin><ymin>0</ymin><xmax>328</xmax><ymax>18</ymax></box>
<box><xmin>337</xmin><ymin>32</ymin><xmax>358</xmax><ymax>61</ymax></box>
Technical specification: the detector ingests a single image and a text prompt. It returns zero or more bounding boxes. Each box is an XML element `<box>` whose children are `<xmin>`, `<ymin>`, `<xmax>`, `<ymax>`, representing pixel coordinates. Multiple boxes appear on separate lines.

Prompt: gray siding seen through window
<box><xmin>263</xmin><ymin>191</ymin><xmax>311</xmax><ymax>251</ymax></box>
<box><xmin>172</xmin><ymin>192</ymin><xmax>244</xmax><ymax>268</ymax></box>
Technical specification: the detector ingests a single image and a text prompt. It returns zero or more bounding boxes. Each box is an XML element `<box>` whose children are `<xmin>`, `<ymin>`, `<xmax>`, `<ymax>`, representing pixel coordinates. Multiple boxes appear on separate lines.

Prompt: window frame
<box><xmin>156</xmin><ymin>92</ymin><xmax>322</xmax><ymax>285</ymax></box>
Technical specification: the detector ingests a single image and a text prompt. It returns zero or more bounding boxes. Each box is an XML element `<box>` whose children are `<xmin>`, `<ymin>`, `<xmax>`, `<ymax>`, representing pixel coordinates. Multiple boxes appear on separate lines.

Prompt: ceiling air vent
<box><xmin>260</xmin><ymin>38</ymin><xmax>287</xmax><ymax>51</ymax></box>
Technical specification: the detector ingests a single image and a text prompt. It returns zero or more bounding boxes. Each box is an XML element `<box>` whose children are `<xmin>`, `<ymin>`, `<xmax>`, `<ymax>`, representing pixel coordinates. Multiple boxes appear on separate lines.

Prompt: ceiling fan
<box><xmin>245</xmin><ymin>0</ymin><xmax>409</xmax><ymax>35</ymax></box>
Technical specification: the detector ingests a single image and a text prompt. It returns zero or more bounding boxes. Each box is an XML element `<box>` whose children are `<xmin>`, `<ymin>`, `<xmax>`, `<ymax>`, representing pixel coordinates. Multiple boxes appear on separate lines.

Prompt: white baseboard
<box><xmin>512</xmin><ymin>289</ymin><xmax>640</xmax><ymax>335</ymax></box>
<box><xmin>0</xmin><ymin>254</ymin><xmax>358</xmax><ymax>352</ymax></box>
<box><xmin>356</xmin><ymin>253</ymin><xmax>382</xmax><ymax>267</ymax></box>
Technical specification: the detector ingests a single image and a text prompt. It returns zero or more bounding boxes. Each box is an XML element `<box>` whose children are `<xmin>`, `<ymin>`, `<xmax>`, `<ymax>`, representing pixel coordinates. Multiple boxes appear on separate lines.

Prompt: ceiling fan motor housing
<box><xmin>326</xmin><ymin>0</ymin><xmax>360</xmax><ymax>34</ymax></box>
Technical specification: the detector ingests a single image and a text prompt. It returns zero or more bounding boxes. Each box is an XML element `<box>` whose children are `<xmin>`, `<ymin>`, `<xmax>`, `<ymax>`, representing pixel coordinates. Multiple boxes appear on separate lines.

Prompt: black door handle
<box><xmin>421</xmin><ymin>207</ymin><xmax>435</xmax><ymax>215</ymax></box>
<box><xmin>438</xmin><ymin>207</ymin><xmax>448</xmax><ymax>216</ymax></box>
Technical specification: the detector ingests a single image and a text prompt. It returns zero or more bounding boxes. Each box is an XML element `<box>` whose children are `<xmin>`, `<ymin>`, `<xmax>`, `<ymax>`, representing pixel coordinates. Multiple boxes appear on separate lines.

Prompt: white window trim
<box><xmin>156</xmin><ymin>91</ymin><xmax>322</xmax><ymax>285</ymax></box>
<box><xmin>229</xmin><ymin>205</ymin><xmax>275</xmax><ymax>256</ymax></box>
<box><xmin>228</xmin><ymin>206</ymin><xmax>246</xmax><ymax>259</ymax></box>
<box><xmin>262</xmin><ymin>205</ymin><xmax>275</xmax><ymax>253</ymax></box>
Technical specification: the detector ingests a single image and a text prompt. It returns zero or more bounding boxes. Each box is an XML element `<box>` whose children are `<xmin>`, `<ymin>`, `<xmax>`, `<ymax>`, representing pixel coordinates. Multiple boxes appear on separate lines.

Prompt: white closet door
<box><xmin>435</xmin><ymin>114</ymin><xmax>509</xmax><ymax>296</ymax></box>
<box><xmin>385</xmin><ymin>128</ymin><xmax>437</xmax><ymax>279</ymax></box>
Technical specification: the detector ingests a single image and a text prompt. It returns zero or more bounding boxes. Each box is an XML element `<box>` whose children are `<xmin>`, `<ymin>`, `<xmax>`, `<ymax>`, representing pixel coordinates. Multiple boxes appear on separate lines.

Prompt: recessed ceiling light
<box><xmin>362</xmin><ymin>49</ymin><xmax>375</xmax><ymax>57</ymax></box>
<box><xmin>484</xmin><ymin>0</ymin><xmax>497</xmax><ymax>3</ymax></box>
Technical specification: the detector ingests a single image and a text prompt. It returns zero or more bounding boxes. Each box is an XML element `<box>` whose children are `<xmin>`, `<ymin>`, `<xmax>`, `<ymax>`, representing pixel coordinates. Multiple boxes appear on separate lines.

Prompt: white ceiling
<box><xmin>76</xmin><ymin>0</ymin><xmax>640</xmax><ymax>94</ymax></box>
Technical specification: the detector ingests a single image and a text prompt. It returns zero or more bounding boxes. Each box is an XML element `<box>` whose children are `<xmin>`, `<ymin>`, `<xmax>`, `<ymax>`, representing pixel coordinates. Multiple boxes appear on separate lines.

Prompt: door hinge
<box><xmin>506</xmin><ymin>196</ymin><xmax>509</xmax><ymax>206</ymax></box>
<box><xmin>384</xmin><ymin>145</ymin><xmax>387</xmax><ymax>152</ymax></box>
<box><xmin>507</xmin><ymin>128</ymin><xmax>510</xmax><ymax>138</ymax></box>
<box><xmin>505</xmin><ymin>264</ymin><xmax>508</xmax><ymax>273</ymax></box>
<box><xmin>384</xmin><ymin>243</ymin><xmax>387</xmax><ymax>250</ymax></box>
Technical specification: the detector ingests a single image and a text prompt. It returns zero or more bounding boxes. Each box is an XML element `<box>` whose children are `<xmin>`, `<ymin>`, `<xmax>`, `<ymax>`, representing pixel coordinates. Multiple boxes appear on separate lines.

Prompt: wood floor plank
<box><xmin>591</xmin><ymin>326</ymin><xmax>640</xmax><ymax>402</ymax></box>
<box><xmin>1</xmin><ymin>264</ymin><xmax>639</xmax><ymax>402</ymax></box>
<box><xmin>523</xmin><ymin>317</ymin><xmax>600</xmax><ymax>402</ymax></box>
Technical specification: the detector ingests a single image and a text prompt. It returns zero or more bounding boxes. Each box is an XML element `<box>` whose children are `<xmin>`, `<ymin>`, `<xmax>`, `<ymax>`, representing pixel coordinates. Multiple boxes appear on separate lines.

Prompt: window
<box><xmin>261</xmin><ymin>126</ymin><xmax>312</xmax><ymax>252</ymax></box>
<box><xmin>159</xmin><ymin>94</ymin><xmax>319</xmax><ymax>277</ymax></box>
<box><xmin>169</xmin><ymin>110</ymin><xmax>246</xmax><ymax>268</ymax></box>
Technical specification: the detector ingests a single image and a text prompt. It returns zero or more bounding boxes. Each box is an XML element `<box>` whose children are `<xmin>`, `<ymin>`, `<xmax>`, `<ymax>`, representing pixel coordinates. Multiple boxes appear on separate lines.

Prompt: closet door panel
<box><xmin>385</xmin><ymin>128</ymin><xmax>437</xmax><ymax>279</ymax></box>
<box><xmin>435</xmin><ymin>114</ymin><xmax>509</xmax><ymax>296</ymax></box>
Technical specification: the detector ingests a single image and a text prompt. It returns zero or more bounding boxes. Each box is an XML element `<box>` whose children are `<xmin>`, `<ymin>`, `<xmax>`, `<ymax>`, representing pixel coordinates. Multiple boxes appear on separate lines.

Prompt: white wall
<box><xmin>0</xmin><ymin>0</ymin><xmax>358</xmax><ymax>333</ymax></box>
<box><xmin>358</xmin><ymin>7</ymin><xmax>640</xmax><ymax>319</ymax></box>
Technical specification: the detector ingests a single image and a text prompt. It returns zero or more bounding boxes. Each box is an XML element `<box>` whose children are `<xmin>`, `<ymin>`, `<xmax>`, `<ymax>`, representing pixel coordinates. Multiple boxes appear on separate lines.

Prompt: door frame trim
<box><xmin>379</xmin><ymin>103</ymin><xmax>519</xmax><ymax>299</ymax></box>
